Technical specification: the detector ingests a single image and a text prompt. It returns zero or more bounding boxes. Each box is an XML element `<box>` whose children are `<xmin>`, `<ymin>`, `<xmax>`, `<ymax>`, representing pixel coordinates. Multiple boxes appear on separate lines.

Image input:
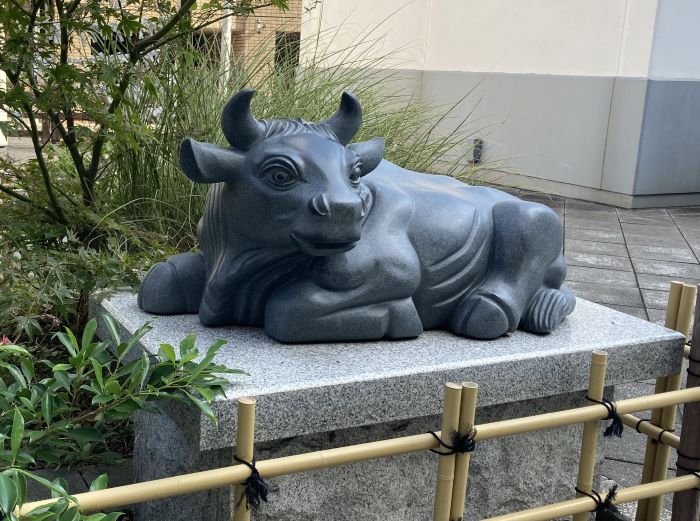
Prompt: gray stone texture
<box><xmin>94</xmin><ymin>291</ymin><xmax>683</xmax><ymax>521</ymax></box>
<box><xmin>138</xmin><ymin>89</ymin><xmax>575</xmax><ymax>342</ymax></box>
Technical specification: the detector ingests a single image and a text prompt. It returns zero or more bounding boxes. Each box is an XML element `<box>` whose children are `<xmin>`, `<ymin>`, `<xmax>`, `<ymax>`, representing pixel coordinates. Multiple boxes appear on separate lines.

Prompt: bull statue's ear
<box><xmin>347</xmin><ymin>137</ymin><xmax>384</xmax><ymax>176</ymax></box>
<box><xmin>179</xmin><ymin>138</ymin><xmax>245</xmax><ymax>184</ymax></box>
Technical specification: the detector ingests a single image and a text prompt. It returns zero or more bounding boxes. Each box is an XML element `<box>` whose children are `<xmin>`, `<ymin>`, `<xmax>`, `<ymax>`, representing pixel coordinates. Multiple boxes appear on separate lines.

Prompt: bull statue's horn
<box><xmin>320</xmin><ymin>91</ymin><xmax>362</xmax><ymax>145</ymax></box>
<box><xmin>221</xmin><ymin>88</ymin><xmax>265</xmax><ymax>151</ymax></box>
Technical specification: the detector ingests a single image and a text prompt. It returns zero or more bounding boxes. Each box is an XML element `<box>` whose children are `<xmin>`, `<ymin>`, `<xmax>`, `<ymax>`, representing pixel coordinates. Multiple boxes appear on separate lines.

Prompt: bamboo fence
<box><xmin>17</xmin><ymin>282</ymin><xmax>700</xmax><ymax>521</ymax></box>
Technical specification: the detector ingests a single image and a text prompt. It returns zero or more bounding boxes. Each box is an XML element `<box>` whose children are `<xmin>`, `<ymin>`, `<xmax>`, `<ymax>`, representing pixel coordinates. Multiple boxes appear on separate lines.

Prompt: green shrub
<box><xmin>0</xmin><ymin>317</ymin><xmax>241</xmax><ymax>519</ymax></box>
<box><xmin>108</xmin><ymin>34</ymin><xmax>484</xmax><ymax>248</ymax></box>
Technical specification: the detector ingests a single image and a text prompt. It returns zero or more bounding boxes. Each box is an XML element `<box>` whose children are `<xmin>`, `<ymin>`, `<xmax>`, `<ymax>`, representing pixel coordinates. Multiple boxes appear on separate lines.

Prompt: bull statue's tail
<box><xmin>138</xmin><ymin>252</ymin><xmax>205</xmax><ymax>315</ymax></box>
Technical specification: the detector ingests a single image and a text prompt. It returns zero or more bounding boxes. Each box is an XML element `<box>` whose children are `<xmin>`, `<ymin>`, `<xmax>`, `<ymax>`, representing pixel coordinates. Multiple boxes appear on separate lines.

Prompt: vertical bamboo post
<box><xmin>449</xmin><ymin>382</ymin><xmax>479</xmax><ymax>521</ymax></box>
<box><xmin>636</xmin><ymin>281</ymin><xmax>684</xmax><ymax>521</ymax></box>
<box><xmin>233</xmin><ymin>397</ymin><xmax>256</xmax><ymax>521</ymax></box>
<box><xmin>572</xmin><ymin>351</ymin><xmax>609</xmax><ymax>521</ymax></box>
<box><xmin>645</xmin><ymin>283</ymin><xmax>696</xmax><ymax>521</ymax></box>
<box><xmin>433</xmin><ymin>383</ymin><xmax>464</xmax><ymax>521</ymax></box>
<box><xmin>671</xmin><ymin>285</ymin><xmax>700</xmax><ymax>521</ymax></box>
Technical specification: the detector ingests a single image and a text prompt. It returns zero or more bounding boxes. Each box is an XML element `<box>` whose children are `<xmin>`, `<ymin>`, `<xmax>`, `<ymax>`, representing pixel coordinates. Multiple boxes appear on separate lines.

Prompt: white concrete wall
<box><xmin>649</xmin><ymin>0</ymin><xmax>700</xmax><ymax>80</ymax></box>
<box><xmin>302</xmin><ymin>0</ymin><xmax>658</xmax><ymax>77</ymax></box>
<box><xmin>301</xmin><ymin>0</ymin><xmax>700</xmax><ymax>205</ymax></box>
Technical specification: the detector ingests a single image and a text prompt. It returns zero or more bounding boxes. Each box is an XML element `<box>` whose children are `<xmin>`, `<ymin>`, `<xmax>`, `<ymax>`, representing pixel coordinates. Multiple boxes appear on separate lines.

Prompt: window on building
<box><xmin>275</xmin><ymin>31</ymin><xmax>300</xmax><ymax>75</ymax></box>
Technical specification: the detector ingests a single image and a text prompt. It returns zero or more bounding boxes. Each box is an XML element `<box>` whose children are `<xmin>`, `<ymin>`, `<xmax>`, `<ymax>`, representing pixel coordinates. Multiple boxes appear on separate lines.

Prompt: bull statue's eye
<box><xmin>260</xmin><ymin>159</ymin><xmax>300</xmax><ymax>188</ymax></box>
<box><xmin>349</xmin><ymin>159</ymin><xmax>363</xmax><ymax>185</ymax></box>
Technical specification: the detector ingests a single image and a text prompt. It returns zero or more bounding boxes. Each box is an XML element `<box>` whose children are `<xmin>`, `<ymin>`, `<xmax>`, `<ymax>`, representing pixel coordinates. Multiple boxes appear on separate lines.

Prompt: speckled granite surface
<box><xmin>96</xmin><ymin>291</ymin><xmax>684</xmax><ymax>450</ymax></box>
<box><xmin>93</xmin><ymin>292</ymin><xmax>684</xmax><ymax>521</ymax></box>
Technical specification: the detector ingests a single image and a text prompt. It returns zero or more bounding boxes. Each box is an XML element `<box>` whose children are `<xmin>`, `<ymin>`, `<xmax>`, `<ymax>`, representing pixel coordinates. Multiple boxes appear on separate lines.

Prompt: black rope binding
<box><xmin>586</xmin><ymin>396</ymin><xmax>624</xmax><ymax>438</ymax></box>
<box><xmin>575</xmin><ymin>485</ymin><xmax>629</xmax><ymax>521</ymax></box>
<box><xmin>675</xmin><ymin>462</ymin><xmax>700</xmax><ymax>492</ymax></box>
<box><xmin>428</xmin><ymin>428</ymin><xmax>477</xmax><ymax>456</ymax></box>
<box><xmin>234</xmin><ymin>456</ymin><xmax>275</xmax><ymax>510</ymax></box>
<box><xmin>634</xmin><ymin>418</ymin><xmax>650</xmax><ymax>434</ymax></box>
<box><xmin>688</xmin><ymin>353</ymin><xmax>700</xmax><ymax>364</ymax></box>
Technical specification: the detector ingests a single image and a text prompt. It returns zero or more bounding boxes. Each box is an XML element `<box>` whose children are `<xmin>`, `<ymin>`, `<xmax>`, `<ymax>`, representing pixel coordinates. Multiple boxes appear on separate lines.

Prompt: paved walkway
<box><xmin>504</xmin><ymin>187</ymin><xmax>698</xmax><ymax>521</ymax></box>
<box><xmin>504</xmin><ymin>188</ymin><xmax>700</xmax><ymax>325</ymax></box>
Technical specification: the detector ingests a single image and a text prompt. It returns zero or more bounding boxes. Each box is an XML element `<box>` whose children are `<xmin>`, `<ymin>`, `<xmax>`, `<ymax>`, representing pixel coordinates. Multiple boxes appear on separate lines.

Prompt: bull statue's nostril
<box><xmin>310</xmin><ymin>193</ymin><xmax>330</xmax><ymax>216</ymax></box>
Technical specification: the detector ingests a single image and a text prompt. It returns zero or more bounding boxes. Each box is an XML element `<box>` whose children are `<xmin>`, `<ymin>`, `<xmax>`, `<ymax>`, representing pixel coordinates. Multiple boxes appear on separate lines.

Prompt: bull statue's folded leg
<box><xmin>449</xmin><ymin>200</ymin><xmax>572</xmax><ymax>339</ymax></box>
<box><xmin>138</xmin><ymin>252</ymin><xmax>206</xmax><ymax>315</ymax></box>
<box><xmin>264</xmin><ymin>280</ymin><xmax>423</xmax><ymax>343</ymax></box>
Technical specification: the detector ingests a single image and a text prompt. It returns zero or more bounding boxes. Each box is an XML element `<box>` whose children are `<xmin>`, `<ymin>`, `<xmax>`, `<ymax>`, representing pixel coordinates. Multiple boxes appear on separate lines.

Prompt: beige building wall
<box><xmin>302</xmin><ymin>0</ymin><xmax>700</xmax><ymax>208</ymax></box>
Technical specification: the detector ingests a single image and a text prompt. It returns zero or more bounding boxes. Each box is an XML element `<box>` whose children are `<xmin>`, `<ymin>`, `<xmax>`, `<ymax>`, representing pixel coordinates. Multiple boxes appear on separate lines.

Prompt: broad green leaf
<box><xmin>102</xmin><ymin>314</ymin><xmax>121</xmax><ymax>346</ymax></box>
<box><xmin>91</xmin><ymin>359</ymin><xmax>104</xmax><ymax>390</ymax></box>
<box><xmin>51</xmin><ymin>364</ymin><xmax>73</xmax><ymax>372</ymax></box>
<box><xmin>59</xmin><ymin>506</ymin><xmax>80</xmax><ymax>521</ymax></box>
<box><xmin>65</xmin><ymin>427</ymin><xmax>103</xmax><ymax>442</ymax></box>
<box><xmin>54</xmin><ymin>371</ymin><xmax>71</xmax><ymax>392</ymax></box>
<box><xmin>13</xmin><ymin>472</ymin><xmax>26</xmax><ymax>505</ymax></box>
<box><xmin>178</xmin><ymin>335</ymin><xmax>196</xmax><ymax>357</ymax></box>
<box><xmin>89</xmin><ymin>474</ymin><xmax>108</xmax><ymax>492</ymax></box>
<box><xmin>55</xmin><ymin>331</ymin><xmax>78</xmax><ymax>357</ymax></box>
<box><xmin>104</xmin><ymin>380</ymin><xmax>121</xmax><ymax>396</ymax></box>
<box><xmin>10</xmin><ymin>409</ymin><xmax>24</xmax><ymax>464</ymax></box>
<box><xmin>19</xmin><ymin>358</ymin><xmax>34</xmax><ymax>382</ymax></box>
<box><xmin>0</xmin><ymin>345</ymin><xmax>29</xmax><ymax>357</ymax></box>
<box><xmin>50</xmin><ymin>478</ymin><xmax>68</xmax><ymax>499</ymax></box>
<box><xmin>91</xmin><ymin>394</ymin><xmax>113</xmax><ymax>405</ymax></box>
<box><xmin>139</xmin><ymin>351</ymin><xmax>151</xmax><ymax>390</ymax></box>
<box><xmin>81</xmin><ymin>319</ymin><xmax>97</xmax><ymax>352</ymax></box>
<box><xmin>35</xmin><ymin>448</ymin><xmax>61</xmax><ymax>465</ymax></box>
<box><xmin>190</xmin><ymin>339</ymin><xmax>227</xmax><ymax>378</ymax></box>
<box><xmin>0</xmin><ymin>473</ymin><xmax>17</xmax><ymax>515</ymax></box>
<box><xmin>158</xmin><ymin>344</ymin><xmax>176</xmax><ymax>363</ymax></box>
<box><xmin>184</xmin><ymin>391</ymin><xmax>217</xmax><ymax>424</ymax></box>
<box><xmin>195</xmin><ymin>386</ymin><xmax>214</xmax><ymax>402</ymax></box>
<box><xmin>41</xmin><ymin>392</ymin><xmax>54</xmax><ymax>424</ymax></box>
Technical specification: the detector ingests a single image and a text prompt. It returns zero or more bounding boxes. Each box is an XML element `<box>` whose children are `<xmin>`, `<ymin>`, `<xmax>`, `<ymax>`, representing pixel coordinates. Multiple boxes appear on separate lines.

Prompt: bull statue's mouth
<box><xmin>290</xmin><ymin>232</ymin><xmax>359</xmax><ymax>256</ymax></box>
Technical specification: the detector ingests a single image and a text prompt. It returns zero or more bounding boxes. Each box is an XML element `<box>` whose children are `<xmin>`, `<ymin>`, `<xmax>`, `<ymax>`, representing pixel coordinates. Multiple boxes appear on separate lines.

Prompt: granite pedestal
<box><xmin>93</xmin><ymin>292</ymin><xmax>685</xmax><ymax>521</ymax></box>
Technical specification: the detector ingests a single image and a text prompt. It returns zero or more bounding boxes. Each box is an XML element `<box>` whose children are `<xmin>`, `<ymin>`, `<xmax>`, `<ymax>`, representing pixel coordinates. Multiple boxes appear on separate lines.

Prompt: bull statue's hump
<box><xmin>138</xmin><ymin>89</ymin><xmax>575</xmax><ymax>342</ymax></box>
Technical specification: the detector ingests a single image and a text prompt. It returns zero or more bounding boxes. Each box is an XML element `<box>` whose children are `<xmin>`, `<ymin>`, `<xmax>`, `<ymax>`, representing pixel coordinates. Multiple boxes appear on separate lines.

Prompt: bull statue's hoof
<box><xmin>520</xmin><ymin>287</ymin><xmax>576</xmax><ymax>334</ymax></box>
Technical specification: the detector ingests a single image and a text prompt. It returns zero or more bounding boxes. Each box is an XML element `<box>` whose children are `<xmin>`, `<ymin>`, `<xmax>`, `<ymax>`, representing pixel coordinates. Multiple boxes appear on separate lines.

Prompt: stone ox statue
<box><xmin>138</xmin><ymin>89</ymin><xmax>575</xmax><ymax>342</ymax></box>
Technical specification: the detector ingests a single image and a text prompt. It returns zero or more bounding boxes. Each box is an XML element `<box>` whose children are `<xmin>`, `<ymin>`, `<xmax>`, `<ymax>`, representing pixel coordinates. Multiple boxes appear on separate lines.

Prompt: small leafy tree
<box><xmin>0</xmin><ymin>0</ymin><xmax>287</xmax><ymax>225</ymax></box>
<box><xmin>0</xmin><ymin>316</ymin><xmax>243</xmax><ymax>519</ymax></box>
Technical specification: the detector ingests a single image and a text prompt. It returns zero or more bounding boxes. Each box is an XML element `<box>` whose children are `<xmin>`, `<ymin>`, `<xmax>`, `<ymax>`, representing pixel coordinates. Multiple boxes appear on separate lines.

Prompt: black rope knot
<box><xmin>428</xmin><ymin>428</ymin><xmax>477</xmax><ymax>456</ymax></box>
<box><xmin>575</xmin><ymin>485</ymin><xmax>628</xmax><ymax>521</ymax></box>
<box><xmin>234</xmin><ymin>456</ymin><xmax>275</xmax><ymax>510</ymax></box>
<box><xmin>586</xmin><ymin>396</ymin><xmax>624</xmax><ymax>438</ymax></box>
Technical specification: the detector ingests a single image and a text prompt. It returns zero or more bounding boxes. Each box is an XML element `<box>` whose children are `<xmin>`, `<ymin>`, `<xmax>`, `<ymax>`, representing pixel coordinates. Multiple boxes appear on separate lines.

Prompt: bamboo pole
<box><xmin>572</xmin><ymin>351</ymin><xmax>608</xmax><ymax>521</ymax></box>
<box><xmin>18</xmin><ymin>385</ymin><xmax>700</xmax><ymax>515</ymax></box>
<box><xmin>433</xmin><ymin>382</ymin><xmax>464</xmax><ymax>521</ymax></box>
<box><xmin>671</xmin><ymin>285</ymin><xmax>700</xmax><ymax>521</ymax></box>
<box><xmin>636</xmin><ymin>281</ymin><xmax>684</xmax><ymax>521</ymax></box>
<box><xmin>449</xmin><ymin>382</ymin><xmax>479</xmax><ymax>521</ymax></box>
<box><xmin>233</xmin><ymin>397</ymin><xmax>256</xmax><ymax>521</ymax></box>
<box><xmin>483</xmin><ymin>474</ymin><xmax>700</xmax><ymax>521</ymax></box>
<box><xmin>646</xmin><ymin>283</ymin><xmax>696</xmax><ymax>521</ymax></box>
<box><xmin>620</xmin><ymin>414</ymin><xmax>680</xmax><ymax>450</ymax></box>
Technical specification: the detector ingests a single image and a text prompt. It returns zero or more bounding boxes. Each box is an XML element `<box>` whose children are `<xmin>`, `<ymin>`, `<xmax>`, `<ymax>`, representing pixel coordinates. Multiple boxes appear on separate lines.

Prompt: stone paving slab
<box><xmin>632</xmin><ymin>258</ymin><xmax>700</xmax><ymax>279</ymax></box>
<box><xmin>642</xmin><ymin>289</ymin><xmax>672</xmax><ymax>310</ymax></box>
<box><xmin>566</xmin><ymin>217</ymin><xmax>623</xmax><ymax>232</ymax></box>
<box><xmin>637</xmin><ymin>273</ymin><xmax>700</xmax><ymax>291</ymax></box>
<box><xmin>564</xmin><ymin>281</ymin><xmax>644</xmax><ymax>307</ymax></box>
<box><xmin>566</xmin><ymin>265</ymin><xmax>638</xmax><ymax>287</ymax></box>
<box><xmin>566</xmin><ymin>227</ymin><xmax>625</xmax><ymax>244</ymax></box>
<box><xmin>565</xmin><ymin>239</ymin><xmax>629</xmax><ymax>257</ymax></box>
<box><xmin>627</xmin><ymin>244</ymin><xmax>698</xmax><ymax>264</ymax></box>
<box><xmin>566</xmin><ymin>251</ymin><xmax>633</xmax><ymax>271</ymax></box>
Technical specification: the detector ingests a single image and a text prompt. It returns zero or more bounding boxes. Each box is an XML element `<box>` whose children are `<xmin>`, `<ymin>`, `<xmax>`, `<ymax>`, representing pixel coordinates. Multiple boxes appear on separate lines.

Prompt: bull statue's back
<box><xmin>138</xmin><ymin>89</ymin><xmax>575</xmax><ymax>342</ymax></box>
